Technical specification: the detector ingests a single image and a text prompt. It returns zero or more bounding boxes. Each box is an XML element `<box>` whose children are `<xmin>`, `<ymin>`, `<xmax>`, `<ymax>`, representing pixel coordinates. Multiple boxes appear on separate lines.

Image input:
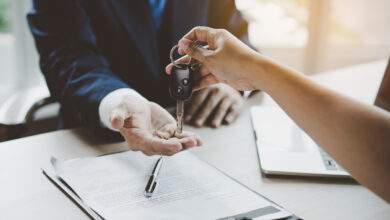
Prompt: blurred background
<box><xmin>0</xmin><ymin>0</ymin><xmax>389</xmax><ymax>140</ymax></box>
<box><xmin>236</xmin><ymin>0</ymin><xmax>390</xmax><ymax>73</ymax></box>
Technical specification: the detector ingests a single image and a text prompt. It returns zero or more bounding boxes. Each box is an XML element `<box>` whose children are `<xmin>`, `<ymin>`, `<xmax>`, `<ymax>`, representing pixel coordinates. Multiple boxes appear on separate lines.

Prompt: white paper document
<box><xmin>47</xmin><ymin>151</ymin><xmax>293</xmax><ymax>220</ymax></box>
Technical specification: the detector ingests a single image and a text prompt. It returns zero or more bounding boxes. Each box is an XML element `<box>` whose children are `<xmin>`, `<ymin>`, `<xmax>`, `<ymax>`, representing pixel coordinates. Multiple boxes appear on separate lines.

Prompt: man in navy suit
<box><xmin>28</xmin><ymin>0</ymin><xmax>250</xmax><ymax>155</ymax></box>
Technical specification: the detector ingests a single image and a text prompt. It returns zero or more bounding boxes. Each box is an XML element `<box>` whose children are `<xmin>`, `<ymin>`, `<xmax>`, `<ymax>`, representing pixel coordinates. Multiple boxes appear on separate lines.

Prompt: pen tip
<box><xmin>144</xmin><ymin>191</ymin><xmax>153</xmax><ymax>198</ymax></box>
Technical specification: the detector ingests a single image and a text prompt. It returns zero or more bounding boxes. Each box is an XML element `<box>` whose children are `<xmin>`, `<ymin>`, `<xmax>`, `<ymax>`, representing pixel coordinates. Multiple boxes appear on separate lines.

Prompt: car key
<box><xmin>169</xmin><ymin>45</ymin><xmax>197</xmax><ymax>134</ymax></box>
<box><xmin>169</xmin><ymin>63</ymin><xmax>193</xmax><ymax>134</ymax></box>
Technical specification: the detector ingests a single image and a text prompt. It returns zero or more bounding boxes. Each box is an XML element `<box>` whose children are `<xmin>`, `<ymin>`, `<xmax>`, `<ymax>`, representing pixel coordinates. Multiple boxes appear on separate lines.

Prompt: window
<box><xmin>236</xmin><ymin>0</ymin><xmax>310</xmax><ymax>72</ymax></box>
<box><xmin>317</xmin><ymin>0</ymin><xmax>390</xmax><ymax>72</ymax></box>
<box><xmin>0</xmin><ymin>0</ymin><xmax>10</xmax><ymax>32</ymax></box>
<box><xmin>0</xmin><ymin>0</ymin><xmax>45</xmax><ymax>103</ymax></box>
<box><xmin>0</xmin><ymin>0</ymin><xmax>16</xmax><ymax>99</ymax></box>
<box><xmin>236</xmin><ymin>0</ymin><xmax>390</xmax><ymax>74</ymax></box>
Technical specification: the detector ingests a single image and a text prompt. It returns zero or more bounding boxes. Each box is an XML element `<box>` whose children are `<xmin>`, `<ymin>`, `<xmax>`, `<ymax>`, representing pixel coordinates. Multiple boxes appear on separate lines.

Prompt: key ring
<box><xmin>170</xmin><ymin>45</ymin><xmax>191</xmax><ymax>68</ymax></box>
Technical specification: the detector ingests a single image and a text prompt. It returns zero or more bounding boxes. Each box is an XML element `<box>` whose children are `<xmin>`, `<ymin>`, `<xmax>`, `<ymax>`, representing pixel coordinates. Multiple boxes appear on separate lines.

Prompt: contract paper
<box><xmin>50</xmin><ymin>151</ymin><xmax>292</xmax><ymax>220</ymax></box>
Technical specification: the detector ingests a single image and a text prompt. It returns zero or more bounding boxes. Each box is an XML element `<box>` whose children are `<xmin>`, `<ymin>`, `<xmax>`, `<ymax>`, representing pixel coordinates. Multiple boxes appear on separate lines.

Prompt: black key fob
<box><xmin>169</xmin><ymin>64</ymin><xmax>193</xmax><ymax>101</ymax></box>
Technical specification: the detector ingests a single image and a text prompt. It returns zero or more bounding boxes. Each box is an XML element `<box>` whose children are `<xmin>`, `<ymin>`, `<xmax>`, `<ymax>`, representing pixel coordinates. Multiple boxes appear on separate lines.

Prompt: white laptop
<box><xmin>250</xmin><ymin>59</ymin><xmax>390</xmax><ymax>178</ymax></box>
<box><xmin>251</xmin><ymin>106</ymin><xmax>350</xmax><ymax>177</ymax></box>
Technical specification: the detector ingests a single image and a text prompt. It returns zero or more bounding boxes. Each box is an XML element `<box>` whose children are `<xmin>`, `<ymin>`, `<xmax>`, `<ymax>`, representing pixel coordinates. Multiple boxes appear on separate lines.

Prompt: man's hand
<box><xmin>185</xmin><ymin>83</ymin><xmax>243</xmax><ymax>128</ymax></box>
<box><xmin>106</xmin><ymin>91</ymin><xmax>201</xmax><ymax>156</ymax></box>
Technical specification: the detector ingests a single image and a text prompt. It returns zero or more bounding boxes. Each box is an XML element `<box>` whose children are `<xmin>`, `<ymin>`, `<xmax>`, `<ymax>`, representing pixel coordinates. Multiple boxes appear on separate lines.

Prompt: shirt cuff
<box><xmin>98</xmin><ymin>88</ymin><xmax>144</xmax><ymax>131</ymax></box>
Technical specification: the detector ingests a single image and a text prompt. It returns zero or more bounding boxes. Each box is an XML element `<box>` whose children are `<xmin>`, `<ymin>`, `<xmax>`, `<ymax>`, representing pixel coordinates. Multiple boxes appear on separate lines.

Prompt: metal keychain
<box><xmin>169</xmin><ymin>45</ymin><xmax>195</xmax><ymax>134</ymax></box>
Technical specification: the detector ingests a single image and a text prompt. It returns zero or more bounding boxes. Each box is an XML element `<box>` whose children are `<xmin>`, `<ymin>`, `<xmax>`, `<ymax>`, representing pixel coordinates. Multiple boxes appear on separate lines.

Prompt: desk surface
<box><xmin>1</xmin><ymin>60</ymin><xmax>389</xmax><ymax>220</ymax></box>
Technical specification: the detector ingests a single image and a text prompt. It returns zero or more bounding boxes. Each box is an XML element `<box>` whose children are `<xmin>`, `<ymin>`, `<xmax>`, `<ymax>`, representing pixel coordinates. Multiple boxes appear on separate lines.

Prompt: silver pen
<box><xmin>144</xmin><ymin>156</ymin><xmax>164</xmax><ymax>198</ymax></box>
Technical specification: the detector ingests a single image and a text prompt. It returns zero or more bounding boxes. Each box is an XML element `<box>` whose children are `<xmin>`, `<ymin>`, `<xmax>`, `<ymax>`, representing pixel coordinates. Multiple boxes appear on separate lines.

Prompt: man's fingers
<box><xmin>139</xmin><ymin>135</ymin><xmax>182</xmax><ymax>156</ymax></box>
<box><xmin>149</xmin><ymin>138</ymin><xmax>183</xmax><ymax>156</ymax></box>
<box><xmin>123</xmin><ymin>128</ymin><xmax>183</xmax><ymax>156</ymax></box>
<box><xmin>110</xmin><ymin>108</ymin><xmax>128</xmax><ymax>130</ymax></box>
<box><xmin>178</xmin><ymin>137</ymin><xmax>198</xmax><ymax>149</ymax></box>
<box><xmin>119</xmin><ymin>128</ymin><xmax>140</xmax><ymax>152</ymax></box>
<box><xmin>154</xmin><ymin>123</ymin><xmax>176</xmax><ymax>140</ymax></box>
<box><xmin>185</xmin><ymin>90</ymin><xmax>209</xmax><ymax>123</ymax></box>
<box><xmin>192</xmin><ymin>90</ymin><xmax>224</xmax><ymax>127</ymax></box>
<box><xmin>211</xmin><ymin>97</ymin><xmax>232</xmax><ymax>128</ymax></box>
<box><xmin>151</xmin><ymin>131</ymin><xmax>202</xmax><ymax>156</ymax></box>
<box><xmin>155</xmin><ymin>130</ymin><xmax>171</xmax><ymax>140</ymax></box>
<box><xmin>223</xmin><ymin>104</ymin><xmax>241</xmax><ymax>124</ymax></box>
<box><xmin>175</xmin><ymin>131</ymin><xmax>203</xmax><ymax>146</ymax></box>
<box><xmin>124</xmin><ymin>132</ymin><xmax>182</xmax><ymax>156</ymax></box>
<box><xmin>124</xmin><ymin>128</ymin><xmax>202</xmax><ymax>156</ymax></box>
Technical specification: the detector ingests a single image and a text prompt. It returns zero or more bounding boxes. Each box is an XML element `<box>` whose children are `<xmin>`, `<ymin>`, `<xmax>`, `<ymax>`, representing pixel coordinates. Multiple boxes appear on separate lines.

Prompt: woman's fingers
<box><xmin>177</xmin><ymin>26</ymin><xmax>223</xmax><ymax>62</ymax></box>
<box><xmin>180</xmin><ymin>26</ymin><xmax>218</xmax><ymax>49</ymax></box>
<box><xmin>165</xmin><ymin>55</ymin><xmax>192</xmax><ymax>75</ymax></box>
<box><xmin>178</xmin><ymin>38</ymin><xmax>193</xmax><ymax>55</ymax></box>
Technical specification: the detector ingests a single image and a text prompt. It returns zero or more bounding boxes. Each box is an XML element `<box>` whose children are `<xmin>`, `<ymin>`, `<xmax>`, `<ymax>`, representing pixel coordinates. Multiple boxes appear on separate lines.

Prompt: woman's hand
<box><xmin>166</xmin><ymin>26</ymin><xmax>261</xmax><ymax>91</ymax></box>
<box><xmin>165</xmin><ymin>27</ymin><xmax>390</xmax><ymax>203</ymax></box>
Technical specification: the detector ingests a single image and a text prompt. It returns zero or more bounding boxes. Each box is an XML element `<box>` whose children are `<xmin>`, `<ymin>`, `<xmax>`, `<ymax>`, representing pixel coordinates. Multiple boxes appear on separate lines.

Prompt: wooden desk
<box><xmin>1</xmin><ymin>60</ymin><xmax>389</xmax><ymax>219</ymax></box>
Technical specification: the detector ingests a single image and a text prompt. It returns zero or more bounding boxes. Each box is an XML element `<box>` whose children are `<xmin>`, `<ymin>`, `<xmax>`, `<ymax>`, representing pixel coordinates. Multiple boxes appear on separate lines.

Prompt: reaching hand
<box><xmin>108</xmin><ymin>92</ymin><xmax>202</xmax><ymax>156</ymax></box>
<box><xmin>166</xmin><ymin>26</ymin><xmax>261</xmax><ymax>91</ymax></box>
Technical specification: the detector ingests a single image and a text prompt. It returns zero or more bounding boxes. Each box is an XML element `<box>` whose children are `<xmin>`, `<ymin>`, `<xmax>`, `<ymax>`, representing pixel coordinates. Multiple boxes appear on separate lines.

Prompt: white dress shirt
<box><xmin>98</xmin><ymin>88</ymin><xmax>143</xmax><ymax>131</ymax></box>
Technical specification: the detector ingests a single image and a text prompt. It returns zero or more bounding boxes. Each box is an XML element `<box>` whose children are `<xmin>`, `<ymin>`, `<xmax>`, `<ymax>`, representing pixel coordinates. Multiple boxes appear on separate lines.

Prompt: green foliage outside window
<box><xmin>0</xmin><ymin>0</ymin><xmax>10</xmax><ymax>32</ymax></box>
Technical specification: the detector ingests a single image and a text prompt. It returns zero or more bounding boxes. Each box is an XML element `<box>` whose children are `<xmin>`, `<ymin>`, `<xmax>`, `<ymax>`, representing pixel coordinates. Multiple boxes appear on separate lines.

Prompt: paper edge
<box><xmin>42</xmin><ymin>161</ymin><xmax>104</xmax><ymax>220</ymax></box>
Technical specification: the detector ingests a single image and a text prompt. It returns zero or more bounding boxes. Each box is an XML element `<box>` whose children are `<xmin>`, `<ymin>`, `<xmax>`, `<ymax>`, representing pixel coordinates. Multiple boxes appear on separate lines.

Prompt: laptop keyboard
<box><xmin>318</xmin><ymin>147</ymin><xmax>345</xmax><ymax>171</ymax></box>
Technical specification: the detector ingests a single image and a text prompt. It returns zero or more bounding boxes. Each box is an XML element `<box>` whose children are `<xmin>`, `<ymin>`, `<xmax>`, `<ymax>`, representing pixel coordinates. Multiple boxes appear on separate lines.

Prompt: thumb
<box><xmin>110</xmin><ymin>107</ymin><xmax>127</xmax><ymax>130</ymax></box>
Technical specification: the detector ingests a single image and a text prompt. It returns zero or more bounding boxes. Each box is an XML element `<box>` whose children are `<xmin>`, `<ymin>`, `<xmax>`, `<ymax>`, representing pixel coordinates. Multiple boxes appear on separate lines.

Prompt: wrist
<box><xmin>247</xmin><ymin>54</ymin><xmax>279</xmax><ymax>91</ymax></box>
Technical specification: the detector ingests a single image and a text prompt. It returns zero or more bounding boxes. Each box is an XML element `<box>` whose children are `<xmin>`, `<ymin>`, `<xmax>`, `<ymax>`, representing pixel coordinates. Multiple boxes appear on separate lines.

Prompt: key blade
<box><xmin>176</xmin><ymin>100</ymin><xmax>184</xmax><ymax>134</ymax></box>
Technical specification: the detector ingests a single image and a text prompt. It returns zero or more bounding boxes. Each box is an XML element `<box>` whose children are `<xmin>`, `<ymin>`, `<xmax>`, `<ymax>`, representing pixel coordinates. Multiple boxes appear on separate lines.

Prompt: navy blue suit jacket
<box><xmin>27</xmin><ymin>0</ymin><xmax>249</xmax><ymax>136</ymax></box>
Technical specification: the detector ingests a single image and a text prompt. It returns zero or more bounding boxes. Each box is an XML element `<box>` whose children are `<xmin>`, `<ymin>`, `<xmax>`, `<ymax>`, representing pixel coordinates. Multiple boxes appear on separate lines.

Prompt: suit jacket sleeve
<box><xmin>27</xmin><ymin>0</ymin><xmax>129</xmax><ymax>132</ymax></box>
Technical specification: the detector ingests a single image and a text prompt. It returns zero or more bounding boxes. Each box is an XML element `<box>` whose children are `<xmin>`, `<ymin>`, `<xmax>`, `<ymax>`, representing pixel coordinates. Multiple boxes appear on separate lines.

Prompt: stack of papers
<box><xmin>43</xmin><ymin>151</ymin><xmax>294</xmax><ymax>220</ymax></box>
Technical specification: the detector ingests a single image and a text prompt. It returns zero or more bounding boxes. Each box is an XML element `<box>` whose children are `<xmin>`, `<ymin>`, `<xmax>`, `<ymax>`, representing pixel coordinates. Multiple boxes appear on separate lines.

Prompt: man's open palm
<box><xmin>109</xmin><ymin>93</ymin><xmax>201</xmax><ymax>156</ymax></box>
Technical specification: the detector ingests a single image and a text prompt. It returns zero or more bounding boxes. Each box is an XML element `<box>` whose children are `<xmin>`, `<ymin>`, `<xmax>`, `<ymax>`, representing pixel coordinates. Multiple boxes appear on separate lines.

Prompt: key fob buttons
<box><xmin>182</xmin><ymin>78</ymin><xmax>189</xmax><ymax>86</ymax></box>
<box><xmin>169</xmin><ymin>64</ymin><xmax>193</xmax><ymax>101</ymax></box>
